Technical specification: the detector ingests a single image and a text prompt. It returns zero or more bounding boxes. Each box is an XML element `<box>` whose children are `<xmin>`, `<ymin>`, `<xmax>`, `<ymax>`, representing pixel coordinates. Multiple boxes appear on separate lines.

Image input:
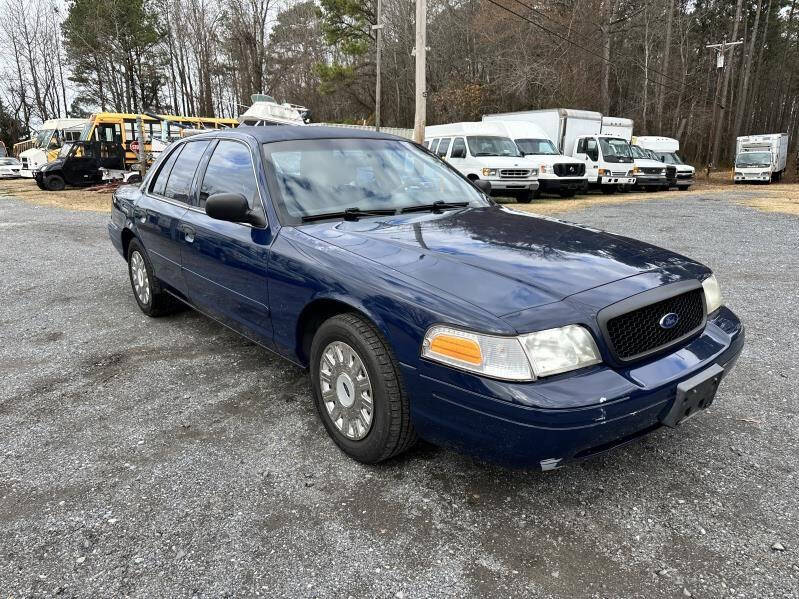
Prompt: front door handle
<box><xmin>180</xmin><ymin>224</ymin><xmax>195</xmax><ymax>243</ymax></box>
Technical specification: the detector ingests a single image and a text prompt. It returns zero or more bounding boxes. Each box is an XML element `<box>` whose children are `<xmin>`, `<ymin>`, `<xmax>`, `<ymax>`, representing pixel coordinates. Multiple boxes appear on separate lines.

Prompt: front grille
<box><xmin>611</xmin><ymin>170</ymin><xmax>629</xmax><ymax>177</ymax></box>
<box><xmin>641</xmin><ymin>167</ymin><xmax>664</xmax><ymax>175</ymax></box>
<box><xmin>553</xmin><ymin>163</ymin><xmax>585</xmax><ymax>177</ymax></box>
<box><xmin>666</xmin><ymin>166</ymin><xmax>677</xmax><ymax>182</ymax></box>
<box><xmin>499</xmin><ymin>169</ymin><xmax>531</xmax><ymax>179</ymax></box>
<box><xmin>605</xmin><ymin>288</ymin><xmax>705</xmax><ymax>361</ymax></box>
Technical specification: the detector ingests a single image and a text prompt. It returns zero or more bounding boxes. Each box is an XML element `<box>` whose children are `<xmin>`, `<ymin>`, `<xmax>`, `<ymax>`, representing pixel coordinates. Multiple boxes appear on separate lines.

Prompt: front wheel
<box><xmin>516</xmin><ymin>190</ymin><xmax>533</xmax><ymax>203</ymax></box>
<box><xmin>310</xmin><ymin>313</ymin><xmax>416</xmax><ymax>463</ymax></box>
<box><xmin>44</xmin><ymin>174</ymin><xmax>65</xmax><ymax>191</ymax></box>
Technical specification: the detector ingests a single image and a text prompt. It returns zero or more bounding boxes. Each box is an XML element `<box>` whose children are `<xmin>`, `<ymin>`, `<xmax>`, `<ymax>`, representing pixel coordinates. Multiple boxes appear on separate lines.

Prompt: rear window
<box><xmin>162</xmin><ymin>141</ymin><xmax>210</xmax><ymax>203</ymax></box>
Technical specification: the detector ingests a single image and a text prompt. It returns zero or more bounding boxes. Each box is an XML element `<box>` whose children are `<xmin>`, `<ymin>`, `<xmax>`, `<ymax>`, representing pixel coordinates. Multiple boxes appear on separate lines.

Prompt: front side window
<box><xmin>466</xmin><ymin>136</ymin><xmax>521</xmax><ymax>157</ymax></box>
<box><xmin>263</xmin><ymin>138</ymin><xmax>490</xmax><ymax>224</ymax></box>
<box><xmin>585</xmin><ymin>139</ymin><xmax>598</xmax><ymax>160</ymax></box>
<box><xmin>35</xmin><ymin>129</ymin><xmax>55</xmax><ymax>149</ymax></box>
<box><xmin>199</xmin><ymin>141</ymin><xmax>259</xmax><ymax>210</ymax></box>
<box><xmin>162</xmin><ymin>141</ymin><xmax>210</xmax><ymax>203</ymax></box>
<box><xmin>516</xmin><ymin>138</ymin><xmax>559</xmax><ymax>155</ymax></box>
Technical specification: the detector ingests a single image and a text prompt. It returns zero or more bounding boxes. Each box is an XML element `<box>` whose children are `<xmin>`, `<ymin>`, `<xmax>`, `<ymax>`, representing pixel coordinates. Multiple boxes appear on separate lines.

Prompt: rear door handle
<box><xmin>180</xmin><ymin>224</ymin><xmax>195</xmax><ymax>243</ymax></box>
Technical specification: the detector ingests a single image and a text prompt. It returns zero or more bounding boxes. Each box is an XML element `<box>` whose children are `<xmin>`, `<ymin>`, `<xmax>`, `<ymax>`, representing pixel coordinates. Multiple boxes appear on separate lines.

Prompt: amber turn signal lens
<box><xmin>429</xmin><ymin>334</ymin><xmax>483</xmax><ymax>365</ymax></box>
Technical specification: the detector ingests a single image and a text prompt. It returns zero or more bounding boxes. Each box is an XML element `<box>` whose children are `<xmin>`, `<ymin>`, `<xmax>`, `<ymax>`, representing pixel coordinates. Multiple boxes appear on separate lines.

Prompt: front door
<box><xmin>134</xmin><ymin>140</ymin><xmax>210</xmax><ymax>297</ymax></box>
<box><xmin>179</xmin><ymin>139</ymin><xmax>274</xmax><ymax>347</ymax></box>
<box><xmin>576</xmin><ymin>137</ymin><xmax>600</xmax><ymax>182</ymax></box>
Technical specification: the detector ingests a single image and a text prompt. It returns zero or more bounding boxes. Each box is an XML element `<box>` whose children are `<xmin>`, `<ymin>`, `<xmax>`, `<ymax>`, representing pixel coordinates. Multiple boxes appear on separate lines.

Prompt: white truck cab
<box><xmin>629</xmin><ymin>144</ymin><xmax>669</xmax><ymax>190</ymax></box>
<box><xmin>480</xmin><ymin>119</ymin><xmax>587</xmax><ymax>197</ymax></box>
<box><xmin>424</xmin><ymin>122</ymin><xmax>539</xmax><ymax>202</ymax></box>
<box><xmin>635</xmin><ymin>136</ymin><xmax>695</xmax><ymax>189</ymax></box>
<box><xmin>733</xmin><ymin>133</ymin><xmax>789</xmax><ymax>183</ymax></box>
<box><xmin>571</xmin><ymin>134</ymin><xmax>636</xmax><ymax>192</ymax></box>
<box><xmin>19</xmin><ymin>118</ymin><xmax>87</xmax><ymax>178</ymax></box>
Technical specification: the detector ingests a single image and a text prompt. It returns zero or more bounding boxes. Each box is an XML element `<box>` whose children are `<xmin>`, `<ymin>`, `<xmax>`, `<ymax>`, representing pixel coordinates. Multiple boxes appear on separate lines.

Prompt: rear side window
<box><xmin>150</xmin><ymin>145</ymin><xmax>183</xmax><ymax>196</ymax></box>
<box><xmin>429</xmin><ymin>138</ymin><xmax>440</xmax><ymax>153</ymax></box>
<box><xmin>436</xmin><ymin>138</ymin><xmax>451</xmax><ymax>157</ymax></box>
<box><xmin>163</xmin><ymin>141</ymin><xmax>210</xmax><ymax>203</ymax></box>
<box><xmin>199</xmin><ymin>141</ymin><xmax>259</xmax><ymax>210</ymax></box>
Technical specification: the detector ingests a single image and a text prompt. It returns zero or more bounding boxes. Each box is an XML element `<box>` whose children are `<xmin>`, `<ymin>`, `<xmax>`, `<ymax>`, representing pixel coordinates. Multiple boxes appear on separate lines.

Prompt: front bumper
<box><xmin>600</xmin><ymin>176</ymin><xmax>635</xmax><ymax>185</ymax></box>
<box><xmin>633</xmin><ymin>175</ymin><xmax>667</xmax><ymax>188</ymax></box>
<box><xmin>488</xmin><ymin>179</ymin><xmax>539</xmax><ymax>192</ymax></box>
<box><xmin>734</xmin><ymin>172</ymin><xmax>770</xmax><ymax>182</ymax></box>
<box><xmin>404</xmin><ymin>306</ymin><xmax>744</xmax><ymax>469</ymax></box>
<box><xmin>539</xmin><ymin>178</ymin><xmax>588</xmax><ymax>192</ymax></box>
<box><xmin>676</xmin><ymin>175</ymin><xmax>694</xmax><ymax>187</ymax></box>
<box><xmin>19</xmin><ymin>169</ymin><xmax>35</xmax><ymax>178</ymax></box>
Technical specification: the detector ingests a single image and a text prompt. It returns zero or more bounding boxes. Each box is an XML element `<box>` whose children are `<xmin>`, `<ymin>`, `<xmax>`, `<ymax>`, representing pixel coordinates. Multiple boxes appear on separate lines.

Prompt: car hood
<box><xmin>298</xmin><ymin>205</ymin><xmax>705</xmax><ymax>317</ymax></box>
<box><xmin>40</xmin><ymin>159</ymin><xmax>64</xmax><ymax>172</ymax></box>
<box><xmin>634</xmin><ymin>158</ymin><xmax>666</xmax><ymax>168</ymax></box>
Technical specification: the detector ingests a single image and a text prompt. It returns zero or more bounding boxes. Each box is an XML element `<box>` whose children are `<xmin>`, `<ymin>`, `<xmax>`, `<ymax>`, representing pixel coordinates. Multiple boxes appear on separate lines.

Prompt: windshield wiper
<box><xmin>301</xmin><ymin>207</ymin><xmax>396</xmax><ymax>223</ymax></box>
<box><xmin>399</xmin><ymin>201</ymin><xmax>469</xmax><ymax>214</ymax></box>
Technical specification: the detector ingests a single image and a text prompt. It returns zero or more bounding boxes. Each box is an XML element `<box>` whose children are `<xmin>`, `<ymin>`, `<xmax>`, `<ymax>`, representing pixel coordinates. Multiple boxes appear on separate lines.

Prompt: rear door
<box><xmin>134</xmin><ymin>140</ymin><xmax>209</xmax><ymax>297</ymax></box>
<box><xmin>179</xmin><ymin>138</ymin><xmax>275</xmax><ymax>346</ymax></box>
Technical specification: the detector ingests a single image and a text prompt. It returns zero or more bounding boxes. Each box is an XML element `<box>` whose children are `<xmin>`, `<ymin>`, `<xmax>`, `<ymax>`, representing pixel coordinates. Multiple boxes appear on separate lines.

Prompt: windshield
<box><xmin>80</xmin><ymin>121</ymin><xmax>94</xmax><ymax>141</ymax></box>
<box><xmin>34</xmin><ymin>129</ymin><xmax>55</xmax><ymax>149</ymax></box>
<box><xmin>515</xmin><ymin>138</ymin><xmax>559</xmax><ymax>155</ymax></box>
<box><xmin>736</xmin><ymin>151</ymin><xmax>772</xmax><ymax>167</ymax></box>
<box><xmin>655</xmin><ymin>152</ymin><xmax>683</xmax><ymax>165</ymax></box>
<box><xmin>466</xmin><ymin>136</ymin><xmax>521</xmax><ymax>157</ymax></box>
<box><xmin>630</xmin><ymin>145</ymin><xmax>648</xmax><ymax>159</ymax></box>
<box><xmin>598</xmin><ymin>137</ymin><xmax>632</xmax><ymax>162</ymax></box>
<box><xmin>58</xmin><ymin>142</ymin><xmax>77</xmax><ymax>158</ymax></box>
<box><xmin>263</xmin><ymin>138</ymin><xmax>489</xmax><ymax>224</ymax></box>
<box><xmin>0</xmin><ymin>158</ymin><xmax>19</xmax><ymax>165</ymax></box>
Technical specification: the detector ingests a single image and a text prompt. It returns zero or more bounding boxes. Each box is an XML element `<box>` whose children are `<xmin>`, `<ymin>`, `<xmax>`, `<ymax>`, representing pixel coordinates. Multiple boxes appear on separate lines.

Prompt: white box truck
<box><xmin>601</xmin><ymin>116</ymin><xmax>634</xmax><ymax>141</ymax></box>
<box><xmin>635</xmin><ymin>136</ymin><xmax>695</xmax><ymax>190</ymax></box>
<box><xmin>424</xmin><ymin>122</ymin><xmax>539</xmax><ymax>202</ymax></box>
<box><xmin>483</xmin><ymin>109</ymin><xmax>634</xmax><ymax>193</ymax></box>
<box><xmin>19</xmin><ymin>118</ymin><xmax>87</xmax><ymax>178</ymax></box>
<box><xmin>480</xmin><ymin>119</ymin><xmax>588</xmax><ymax>197</ymax></box>
<box><xmin>734</xmin><ymin>133</ymin><xmax>789</xmax><ymax>183</ymax></box>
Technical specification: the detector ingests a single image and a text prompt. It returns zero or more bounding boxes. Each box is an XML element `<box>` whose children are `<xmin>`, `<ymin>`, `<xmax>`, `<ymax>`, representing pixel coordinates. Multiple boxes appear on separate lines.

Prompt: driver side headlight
<box><xmin>482</xmin><ymin>168</ymin><xmax>497</xmax><ymax>177</ymax></box>
<box><xmin>702</xmin><ymin>274</ymin><xmax>723</xmax><ymax>314</ymax></box>
<box><xmin>422</xmin><ymin>324</ymin><xmax>602</xmax><ymax>381</ymax></box>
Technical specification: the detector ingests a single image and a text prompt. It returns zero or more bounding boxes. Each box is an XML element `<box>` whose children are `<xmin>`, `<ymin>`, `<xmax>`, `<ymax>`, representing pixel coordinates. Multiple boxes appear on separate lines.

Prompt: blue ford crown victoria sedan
<box><xmin>108</xmin><ymin>127</ymin><xmax>744</xmax><ymax>469</ymax></box>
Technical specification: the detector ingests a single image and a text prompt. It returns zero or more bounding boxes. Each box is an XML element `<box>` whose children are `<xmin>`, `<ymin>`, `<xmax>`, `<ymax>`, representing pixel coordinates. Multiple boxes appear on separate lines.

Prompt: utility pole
<box><xmin>707</xmin><ymin>34</ymin><xmax>743</xmax><ymax>168</ymax></box>
<box><xmin>136</xmin><ymin>114</ymin><xmax>147</xmax><ymax>178</ymax></box>
<box><xmin>373</xmin><ymin>0</ymin><xmax>384</xmax><ymax>130</ymax></box>
<box><xmin>412</xmin><ymin>0</ymin><xmax>427</xmax><ymax>143</ymax></box>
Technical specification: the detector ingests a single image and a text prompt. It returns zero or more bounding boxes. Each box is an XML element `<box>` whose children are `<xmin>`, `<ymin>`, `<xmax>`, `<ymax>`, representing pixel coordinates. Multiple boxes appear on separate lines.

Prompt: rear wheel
<box><xmin>310</xmin><ymin>313</ymin><xmax>416</xmax><ymax>463</ymax></box>
<box><xmin>44</xmin><ymin>174</ymin><xmax>65</xmax><ymax>191</ymax></box>
<box><xmin>127</xmin><ymin>239</ymin><xmax>180</xmax><ymax>317</ymax></box>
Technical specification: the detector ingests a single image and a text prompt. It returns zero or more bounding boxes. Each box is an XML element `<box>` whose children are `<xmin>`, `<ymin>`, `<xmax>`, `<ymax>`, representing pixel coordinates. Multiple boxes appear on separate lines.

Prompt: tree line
<box><xmin>1</xmin><ymin>0</ymin><xmax>797</xmax><ymax>166</ymax></box>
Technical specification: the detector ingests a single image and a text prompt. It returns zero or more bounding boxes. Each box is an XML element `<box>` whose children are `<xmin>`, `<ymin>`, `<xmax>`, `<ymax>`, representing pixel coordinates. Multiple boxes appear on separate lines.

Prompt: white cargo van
<box><xmin>635</xmin><ymin>136</ymin><xmax>695</xmax><ymax>190</ymax></box>
<box><xmin>19</xmin><ymin>118</ymin><xmax>87</xmax><ymax>178</ymax></box>
<box><xmin>483</xmin><ymin>109</ymin><xmax>634</xmax><ymax>193</ymax></box>
<box><xmin>480</xmin><ymin>119</ymin><xmax>587</xmax><ymax>197</ymax></box>
<box><xmin>734</xmin><ymin>133</ymin><xmax>789</xmax><ymax>183</ymax></box>
<box><xmin>424</xmin><ymin>122</ymin><xmax>539</xmax><ymax>202</ymax></box>
<box><xmin>629</xmin><ymin>144</ymin><xmax>669</xmax><ymax>190</ymax></box>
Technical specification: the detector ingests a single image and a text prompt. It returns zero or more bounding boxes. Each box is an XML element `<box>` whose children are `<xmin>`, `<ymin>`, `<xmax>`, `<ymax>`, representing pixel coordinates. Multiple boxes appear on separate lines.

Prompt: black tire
<box><xmin>35</xmin><ymin>178</ymin><xmax>45</xmax><ymax>190</ymax></box>
<box><xmin>516</xmin><ymin>190</ymin><xmax>533</xmax><ymax>203</ymax></box>
<box><xmin>310</xmin><ymin>313</ymin><xmax>416</xmax><ymax>464</ymax></box>
<box><xmin>678</xmin><ymin>185</ymin><xmax>691</xmax><ymax>191</ymax></box>
<box><xmin>601</xmin><ymin>185</ymin><xmax>616</xmax><ymax>195</ymax></box>
<box><xmin>44</xmin><ymin>174</ymin><xmax>65</xmax><ymax>191</ymax></box>
<box><xmin>126</xmin><ymin>238</ymin><xmax>180</xmax><ymax>317</ymax></box>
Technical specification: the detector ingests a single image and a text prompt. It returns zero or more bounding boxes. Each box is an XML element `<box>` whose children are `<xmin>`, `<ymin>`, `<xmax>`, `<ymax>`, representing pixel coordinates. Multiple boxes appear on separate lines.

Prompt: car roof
<box><xmin>186</xmin><ymin>125</ymin><xmax>407</xmax><ymax>144</ymax></box>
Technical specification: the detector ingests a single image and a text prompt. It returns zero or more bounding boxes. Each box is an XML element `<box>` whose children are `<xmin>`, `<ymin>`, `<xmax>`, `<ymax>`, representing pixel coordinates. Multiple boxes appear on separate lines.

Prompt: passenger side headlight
<box><xmin>482</xmin><ymin>168</ymin><xmax>497</xmax><ymax>177</ymax></box>
<box><xmin>702</xmin><ymin>274</ymin><xmax>723</xmax><ymax>314</ymax></box>
<box><xmin>422</xmin><ymin>324</ymin><xmax>602</xmax><ymax>381</ymax></box>
<box><xmin>519</xmin><ymin>325</ymin><xmax>602</xmax><ymax>377</ymax></box>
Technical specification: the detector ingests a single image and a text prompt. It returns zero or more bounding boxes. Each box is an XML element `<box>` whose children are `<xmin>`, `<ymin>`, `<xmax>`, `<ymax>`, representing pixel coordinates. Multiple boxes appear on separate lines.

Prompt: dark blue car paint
<box><xmin>108</xmin><ymin>126</ymin><xmax>744</xmax><ymax>468</ymax></box>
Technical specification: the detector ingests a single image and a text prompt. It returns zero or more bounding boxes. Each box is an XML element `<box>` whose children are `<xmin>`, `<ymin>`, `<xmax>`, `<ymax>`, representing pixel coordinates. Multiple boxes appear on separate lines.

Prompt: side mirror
<box><xmin>473</xmin><ymin>179</ymin><xmax>491</xmax><ymax>194</ymax></box>
<box><xmin>205</xmin><ymin>193</ymin><xmax>265</xmax><ymax>227</ymax></box>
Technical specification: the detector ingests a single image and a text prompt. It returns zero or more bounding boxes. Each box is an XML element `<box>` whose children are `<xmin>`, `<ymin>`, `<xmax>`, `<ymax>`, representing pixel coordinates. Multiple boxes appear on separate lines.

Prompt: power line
<box><xmin>484</xmin><ymin>0</ymin><xmax>715</xmax><ymax>105</ymax></box>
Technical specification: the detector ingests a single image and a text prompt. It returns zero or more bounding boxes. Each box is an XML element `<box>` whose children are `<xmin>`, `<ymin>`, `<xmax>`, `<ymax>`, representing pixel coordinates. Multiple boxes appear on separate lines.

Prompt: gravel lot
<box><xmin>1</xmin><ymin>189</ymin><xmax>797</xmax><ymax>598</ymax></box>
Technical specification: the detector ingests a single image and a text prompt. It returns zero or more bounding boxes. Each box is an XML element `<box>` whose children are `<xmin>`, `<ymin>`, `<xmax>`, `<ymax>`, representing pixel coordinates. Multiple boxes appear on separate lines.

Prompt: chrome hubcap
<box><xmin>130</xmin><ymin>251</ymin><xmax>151</xmax><ymax>305</ymax></box>
<box><xmin>319</xmin><ymin>341</ymin><xmax>373</xmax><ymax>440</ymax></box>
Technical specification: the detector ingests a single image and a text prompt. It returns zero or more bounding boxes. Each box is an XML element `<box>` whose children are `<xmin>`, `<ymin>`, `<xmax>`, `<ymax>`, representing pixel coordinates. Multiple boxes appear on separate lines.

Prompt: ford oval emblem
<box><xmin>659</xmin><ymin>312</ymin><xmax>680</xmax><ymax>329</ymax></box>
